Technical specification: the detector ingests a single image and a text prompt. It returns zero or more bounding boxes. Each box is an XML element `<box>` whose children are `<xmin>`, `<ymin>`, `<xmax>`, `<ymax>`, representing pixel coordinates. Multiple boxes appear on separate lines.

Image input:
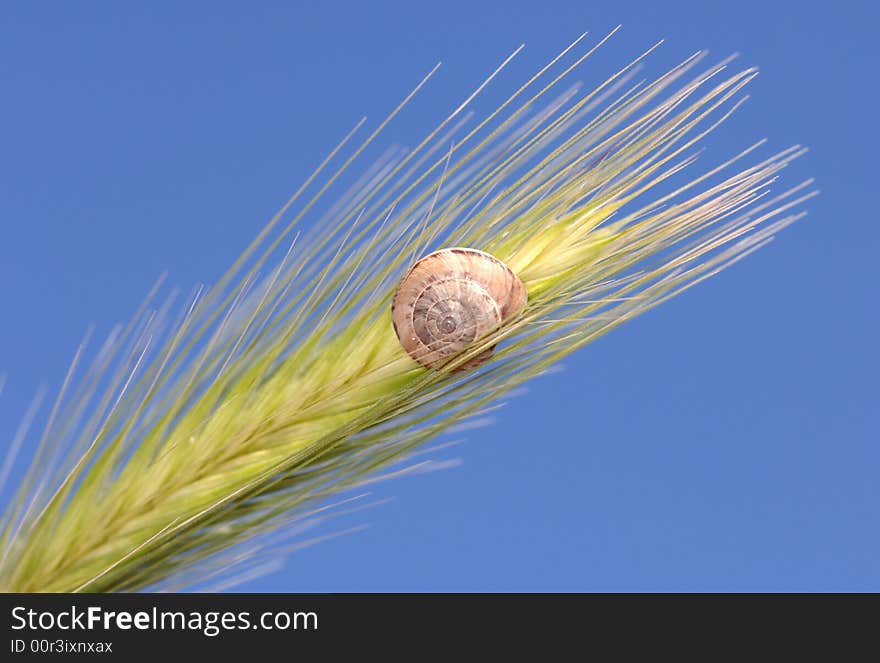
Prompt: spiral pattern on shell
<box><xmin>391</xmin><ymin>248</ymin><xmax>527</xmax><ymax>371</ymax></box>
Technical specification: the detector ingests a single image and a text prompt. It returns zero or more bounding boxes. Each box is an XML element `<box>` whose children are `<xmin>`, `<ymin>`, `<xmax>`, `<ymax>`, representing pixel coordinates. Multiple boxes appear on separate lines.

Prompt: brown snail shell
<box><xmin>391</xmin><ymin>247</ymin><xmax>527</xmax><ymax>371</ymax></box>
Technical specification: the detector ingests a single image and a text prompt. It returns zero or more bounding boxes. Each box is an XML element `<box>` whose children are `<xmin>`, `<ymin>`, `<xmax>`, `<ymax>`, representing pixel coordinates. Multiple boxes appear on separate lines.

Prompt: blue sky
<box><xmin>0</xmin><ymin>1</ymin><xmax>876</xmax><ymax>590</ymax></box>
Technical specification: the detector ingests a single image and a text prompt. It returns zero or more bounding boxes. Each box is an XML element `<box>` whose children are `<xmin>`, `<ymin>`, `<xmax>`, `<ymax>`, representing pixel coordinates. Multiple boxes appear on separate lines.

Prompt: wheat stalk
<box><xmin>0</xmin><ymin>29</ymin><xmax>814</xmax><ymax>592</ymax></box>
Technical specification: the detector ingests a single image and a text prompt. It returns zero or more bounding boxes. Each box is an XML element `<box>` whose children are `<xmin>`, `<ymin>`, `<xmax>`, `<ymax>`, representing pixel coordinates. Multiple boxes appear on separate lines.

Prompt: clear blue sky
<box><xmin>0</xmin><ymin>1</ymin><xmax>876</xmax><ymax>591</ymax></box>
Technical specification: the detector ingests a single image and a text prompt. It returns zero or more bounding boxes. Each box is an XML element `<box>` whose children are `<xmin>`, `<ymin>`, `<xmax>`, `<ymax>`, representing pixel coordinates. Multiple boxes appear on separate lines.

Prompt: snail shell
<box><xmin>391</xmin><ymin>247</ymin><xmax>527</xmax><ymax>371</ymax></box>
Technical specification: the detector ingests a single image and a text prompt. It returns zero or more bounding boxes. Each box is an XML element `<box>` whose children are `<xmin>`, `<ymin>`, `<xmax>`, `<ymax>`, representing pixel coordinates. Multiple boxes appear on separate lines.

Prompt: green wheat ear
<box><xmin>0</xmin><ymin>28</ymin><xmax>815</xmax><ymax>592</ymax></box>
